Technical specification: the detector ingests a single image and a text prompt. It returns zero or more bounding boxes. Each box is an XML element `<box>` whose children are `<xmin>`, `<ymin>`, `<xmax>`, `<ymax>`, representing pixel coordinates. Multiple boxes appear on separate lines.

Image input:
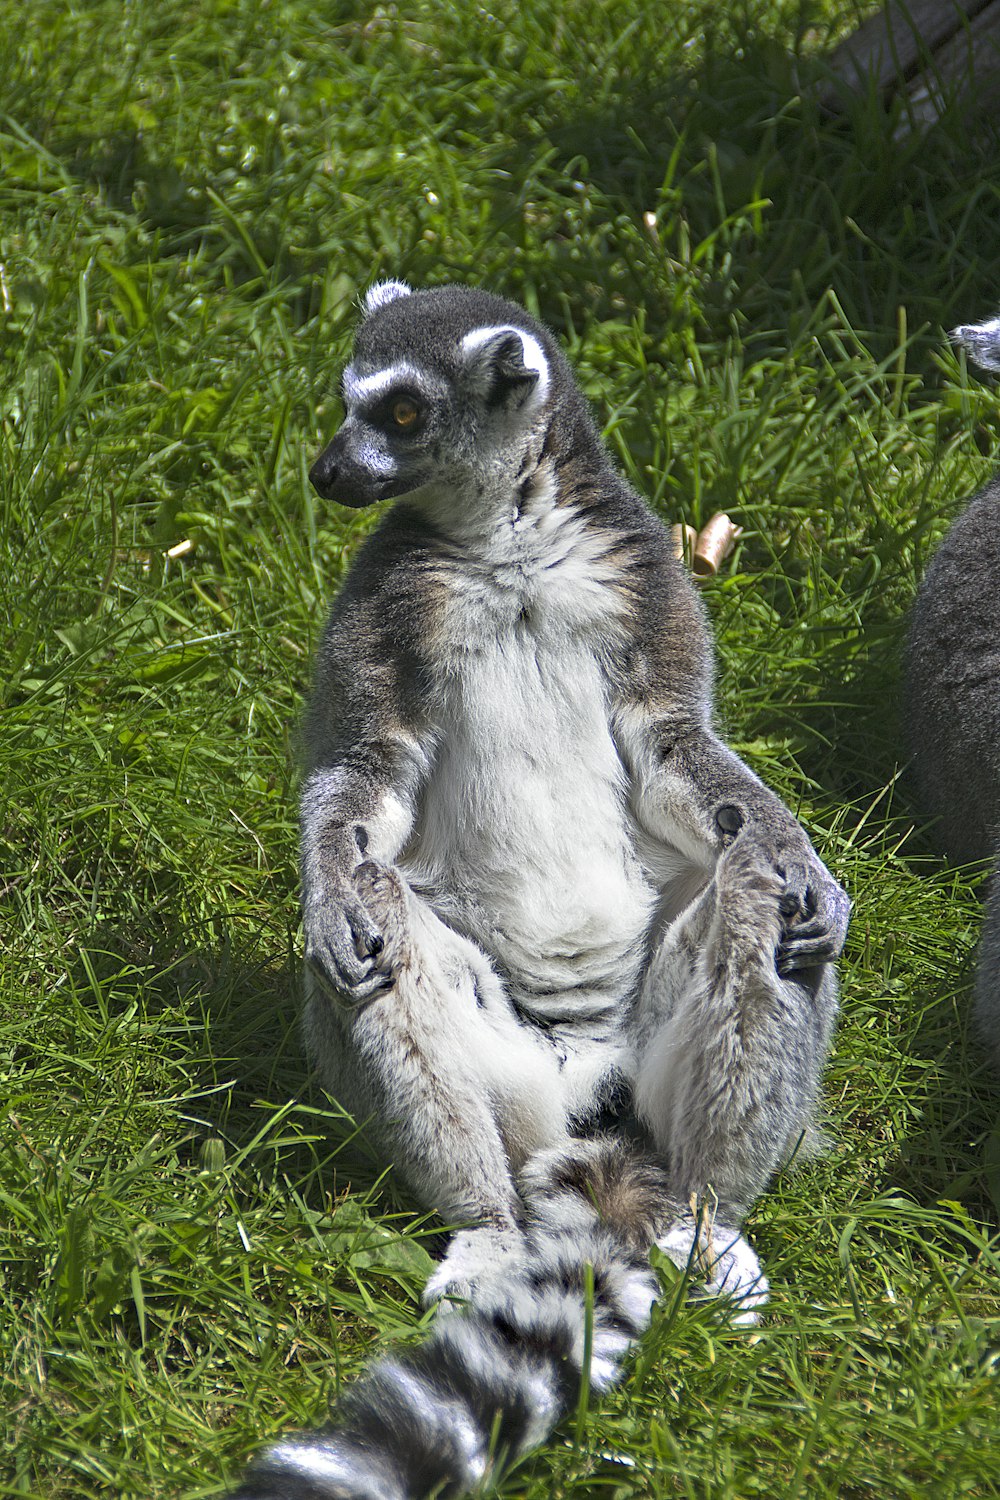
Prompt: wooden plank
<box><xmin>903</xmin><ymin>0</ymin><xmax>1000</xmax><ymax>122</ymax></box>
<box><xmin>824</xmin><ymin>0</ymin><xmax>994</xmax><ymax>96</ymax></box>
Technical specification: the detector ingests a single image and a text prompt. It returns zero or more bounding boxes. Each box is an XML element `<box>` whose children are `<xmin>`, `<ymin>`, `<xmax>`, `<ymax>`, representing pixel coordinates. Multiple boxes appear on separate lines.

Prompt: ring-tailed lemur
<box><xmin>906</xmin><ymin>312</ymin><xmax>1000</xmax><ymax>1069</ymax></box>
<box><xmin>230</xmin><ymin>282</ymin><xmax>850</xmax><ymax>1500</ymax></box>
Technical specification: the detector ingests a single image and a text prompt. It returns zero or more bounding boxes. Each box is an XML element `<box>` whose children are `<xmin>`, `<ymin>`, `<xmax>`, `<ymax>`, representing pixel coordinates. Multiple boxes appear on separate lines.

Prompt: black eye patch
<box><xmin>370</xmin><ymin>390</ymin><xmax>426</xmax><ymax>434</ymax></box>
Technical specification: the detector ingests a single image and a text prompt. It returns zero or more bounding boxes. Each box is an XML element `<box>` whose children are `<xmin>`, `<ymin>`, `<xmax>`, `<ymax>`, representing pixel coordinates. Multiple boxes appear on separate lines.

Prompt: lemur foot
<box><xmin>423</xmin><ymin>1224</ymin><xmax>527</xmax><ymax>1313</ymax></box>
<box><xmin>657</xmin><ymin>1217</ymin><xmax>769</xmax><ymax>1326</ymax></box>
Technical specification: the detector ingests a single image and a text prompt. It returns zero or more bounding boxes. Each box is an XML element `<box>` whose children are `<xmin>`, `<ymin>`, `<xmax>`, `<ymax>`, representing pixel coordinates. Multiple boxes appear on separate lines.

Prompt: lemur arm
<box><xmin>301</xmin><ymin>526</ymin><xmax>435</xmax><ymax>1001</ymax></box>
<box><xmin>624</xmin><ymin>707</ymin><xmax>849</xmax><ymax>970</ymax></box>
<box><xmin>613</xmin><ymin>546</ymin><xmax>850</xmax><ymax>973</ymax></box>
<box><xmin>301</xmin><ymin>743</ymin><xmax>427</xmax><ymax>1001</ymax></box>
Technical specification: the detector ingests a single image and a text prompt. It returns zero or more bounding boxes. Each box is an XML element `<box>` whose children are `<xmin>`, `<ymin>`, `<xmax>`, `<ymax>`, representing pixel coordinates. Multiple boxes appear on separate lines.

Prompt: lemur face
<box><xmin>309</xmin><ymin>282</ymin><xmax>553</xmax><ymax>508</ymax></box>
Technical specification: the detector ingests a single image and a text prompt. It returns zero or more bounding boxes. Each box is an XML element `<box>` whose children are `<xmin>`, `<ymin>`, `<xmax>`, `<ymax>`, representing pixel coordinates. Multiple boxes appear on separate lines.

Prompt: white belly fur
<box><xmin>401</xmin><ymin>493</ymin><xmax>657</xmax><ymax>1021</ymax></box>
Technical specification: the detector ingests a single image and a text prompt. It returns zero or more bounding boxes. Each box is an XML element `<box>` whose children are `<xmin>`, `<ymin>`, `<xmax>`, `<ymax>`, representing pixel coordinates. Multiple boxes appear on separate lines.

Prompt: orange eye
<box><xmin>391</xmin><ymin>397</ymin><xmax>420</xmax><ymax>429</ymax></box>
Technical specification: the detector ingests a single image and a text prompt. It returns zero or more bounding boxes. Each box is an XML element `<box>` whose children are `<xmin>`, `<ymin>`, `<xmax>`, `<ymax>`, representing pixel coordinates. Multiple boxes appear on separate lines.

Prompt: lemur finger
<box><xmin>307</xmin><ymin>948</ymin><xmax>392</xmax><ymax>1003</ymax></box>
<box><xmin>306</xmin><ymin>906</ymin><xmax>380</xmax><ymax>986</ymax></box>
<box><xmin>306</xmin><ymin>938</ymin><xmax>368</xmax><ymax>988</ymax></box>
<box><xmin>348</xmin><ymin>907</ymin><xmax>385</xmax><ymax>961</ymax></box>
<box><xmin>776</xmin><ymin>932</ymin><xmax>841</xmax><ymax>973</ymax></box>
<box><xmin>776</xmin><ymin>860</ymin><xmax>814</xmax><ymax>920</ymax></box>
<box><xmin>780</xmin><ymin>908</ymin><xmax>829</xmax><ymax>940</ymax></box>
<box><xmin>788</xmin><ymin>884</ymin><xmax>851</xmax><ymax>947</ymax></box>
<box><xmin>343</xmin><ymin>969</ymin><xmax>396</xmax><ymax>1002</ymax></box>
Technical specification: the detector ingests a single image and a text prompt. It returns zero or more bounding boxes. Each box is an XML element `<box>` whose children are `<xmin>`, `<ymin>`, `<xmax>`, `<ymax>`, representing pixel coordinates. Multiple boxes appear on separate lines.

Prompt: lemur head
<box><xmin>309</xmin><ymin>281</ymin><xmax>580</xmax><ymax>510</ymax></box>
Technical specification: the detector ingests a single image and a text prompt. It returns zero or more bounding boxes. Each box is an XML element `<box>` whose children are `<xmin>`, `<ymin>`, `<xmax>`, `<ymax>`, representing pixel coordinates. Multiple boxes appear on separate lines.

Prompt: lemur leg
<box><xmin>631</xmin><ymin>837</ymin><xmax>839</xmax><ymax>1316</ymax></box>
<box><xmin>304</xmin><ymin>861</ymin><xmax>571</xmax><ymax>1300</ymax></box>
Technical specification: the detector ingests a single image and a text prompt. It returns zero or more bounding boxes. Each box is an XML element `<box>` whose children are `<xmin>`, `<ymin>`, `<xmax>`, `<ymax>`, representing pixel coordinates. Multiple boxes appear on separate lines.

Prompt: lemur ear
<box><xmin>459</xmin><ymin>325</ymin><xmax>550</xmax><ymax>408</ymax></box>
<box><xmin>951</xmin><ymin>314</ymin><xmax>1000</xmax><ymax>373</ymax></box>
<box><xmin>362</xmin><ymin>280</ymin><xmax>413</xmax><ymax>316</ymax></box>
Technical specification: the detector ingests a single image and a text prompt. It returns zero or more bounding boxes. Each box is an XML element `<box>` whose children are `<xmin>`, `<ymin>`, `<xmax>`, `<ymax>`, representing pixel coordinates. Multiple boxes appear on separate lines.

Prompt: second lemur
<box><xmin>906</xmin><ymin>311</ymin><xmax>1000</xmax><ymax>1069</ymax></box>
<box><xmin>234</xmin><ymin>282</ymin><xmax>851</xmax><ymax>1499</ymax></box>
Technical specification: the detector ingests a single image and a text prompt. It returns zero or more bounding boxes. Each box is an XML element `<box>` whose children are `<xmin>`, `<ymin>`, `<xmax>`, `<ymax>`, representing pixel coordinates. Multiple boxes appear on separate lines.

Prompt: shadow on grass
<box><xmin>12</xmin><ymin>15</ymin><xmax>1000</xmax><ymax>356</ymax></box>
<box><xmin>892</xmin><ymin>1019</ymin><xmax>1000</xmax><ymax>1227</ymax></box>
<box><xmin>487</xmin><ymin>29</ymin><xmax>1000</xmax><ymax>359</ymax></box>
<box><xmin>856</xmin><ymin>861</ymin><xmax>1000</xmax><ymax>1223</ymax></box>
<box><xmin>76</xmin><ymin>920</ymin><xmax>412</xmax><ymax>1209</ymax></box>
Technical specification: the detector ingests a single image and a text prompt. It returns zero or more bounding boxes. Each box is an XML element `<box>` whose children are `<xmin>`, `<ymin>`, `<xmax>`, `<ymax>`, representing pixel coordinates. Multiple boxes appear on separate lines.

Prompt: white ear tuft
<box><xmin>363</xmin><ymin>280</ymin><xmax>413</xmax><ymax>317</ymax></box>
<box><xmin>951</xmin><ymin>314</ymin><xmax>1000</xmax><ymax>374</ymax></box>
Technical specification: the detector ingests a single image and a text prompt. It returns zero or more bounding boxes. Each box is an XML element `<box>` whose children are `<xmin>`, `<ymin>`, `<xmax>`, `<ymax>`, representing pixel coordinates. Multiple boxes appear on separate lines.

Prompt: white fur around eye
<box><xmin>342</xmin><ymin>361</ymin><xmax>425</xmax><ymax>404</ymax></box>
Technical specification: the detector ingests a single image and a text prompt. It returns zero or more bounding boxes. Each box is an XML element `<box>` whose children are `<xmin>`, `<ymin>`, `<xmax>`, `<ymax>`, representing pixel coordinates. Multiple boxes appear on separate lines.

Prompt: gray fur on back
<box><xmin>905</xmin><ymin>475</ymin><xmax>1000</xmax><ymax>866</ymax></box>
<box><xmin>905</xmin><ymin>311</ymin><xmax>1000</xmax><ymax>1068</ymax></box>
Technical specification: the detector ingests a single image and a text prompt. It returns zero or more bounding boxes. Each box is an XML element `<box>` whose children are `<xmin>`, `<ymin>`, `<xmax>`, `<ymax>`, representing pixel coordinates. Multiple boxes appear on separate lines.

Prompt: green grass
<box><xmin>2</xmin><ymin>0</ymin><xmax>1000</xmax><ymax>1495</ymax></box>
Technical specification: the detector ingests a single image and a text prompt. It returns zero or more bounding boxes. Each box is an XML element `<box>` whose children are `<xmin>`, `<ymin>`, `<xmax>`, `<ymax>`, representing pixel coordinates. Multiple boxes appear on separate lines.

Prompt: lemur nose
<box><xmin>309</xmin><ymin>445</ymin><xmax>339</xmax><ymax>497</ymax></box>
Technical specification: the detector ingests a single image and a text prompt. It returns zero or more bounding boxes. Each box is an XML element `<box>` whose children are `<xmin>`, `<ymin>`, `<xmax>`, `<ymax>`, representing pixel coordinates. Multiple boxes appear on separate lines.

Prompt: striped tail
<box><xmin>951</xmin><ymin>313</ymin><xmax>1000</xmax><ymax>373</ymax></box>
<box><xmin>229</xmin><ymin>1137</ymin><xmax>671</xmax><ymax>1500</ymax></box>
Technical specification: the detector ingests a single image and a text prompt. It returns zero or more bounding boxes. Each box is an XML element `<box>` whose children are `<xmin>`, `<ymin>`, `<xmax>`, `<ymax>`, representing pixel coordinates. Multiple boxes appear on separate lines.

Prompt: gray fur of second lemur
<box><xmin>231</xmin><ymin>281</ymin><xmax>851</xmax><ymax>1500</ymax></box>
<box><xmin>905</xmin><ymin>313</ymin><xmax>1000</xmax><ymax>1069</ymax></box>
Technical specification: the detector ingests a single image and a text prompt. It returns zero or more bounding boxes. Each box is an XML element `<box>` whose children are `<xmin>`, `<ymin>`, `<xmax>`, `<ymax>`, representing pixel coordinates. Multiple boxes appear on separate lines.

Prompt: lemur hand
<box><xmin>724</xmin><ymin>826</ymin><xmax>850</xmax><ymax>975</ymax></box>
<box><xmin>768</xmin><ymin>832</ymin><xmax>850</xmax><ymax>974</ymax></box>
<box><xmin>305</xmin><ymin>860</ymin><xmax>399</xmax><ymax>1004</ymax></box>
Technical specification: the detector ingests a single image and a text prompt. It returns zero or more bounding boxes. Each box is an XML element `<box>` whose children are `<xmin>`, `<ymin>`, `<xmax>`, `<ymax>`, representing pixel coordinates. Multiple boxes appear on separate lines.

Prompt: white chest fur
<box><xmin>402</xmin><ymin>485</ymin><xmax>656</xmax><ymax>1020</ymax></box>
